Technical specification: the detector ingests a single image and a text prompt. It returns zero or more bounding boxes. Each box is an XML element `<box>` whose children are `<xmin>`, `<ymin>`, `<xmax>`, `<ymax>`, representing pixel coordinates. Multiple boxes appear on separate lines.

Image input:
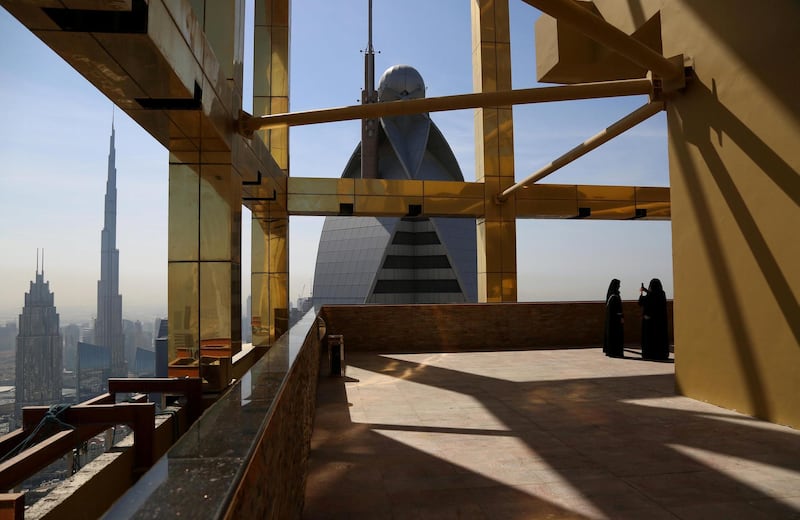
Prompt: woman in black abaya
<box><xmin>638</xmin><ymin>278</ymin><xmax>669</xmax><ymax>360</ymax></box>
<box><xmin>603</xmin><ymin>279</ymin><xmax>624</xmax><ymax>357</ymax></box>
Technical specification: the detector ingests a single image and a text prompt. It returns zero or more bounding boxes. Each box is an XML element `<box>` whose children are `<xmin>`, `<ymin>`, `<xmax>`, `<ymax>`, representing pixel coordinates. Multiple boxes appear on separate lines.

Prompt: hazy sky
<box><xmin>0</xmin><ymin>1</ymin><xmax>672</xmax><ymax>325</ymax></box>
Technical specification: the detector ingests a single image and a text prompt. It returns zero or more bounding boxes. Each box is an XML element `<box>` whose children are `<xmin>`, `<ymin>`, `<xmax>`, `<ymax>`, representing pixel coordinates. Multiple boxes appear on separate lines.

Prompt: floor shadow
<box><xmin>621</xmin><ymin>347</ymin><xmax>675</xmax><ymax>363</ymax></box>
<box><xmin>305</xmin><ymin>351</ymin><xmax>800</xmax><ymax>519</ymax></box>
<box><xmin>306</xmin><ymin>361</ymin><xmax>595</xmax><ymax>519</ymax></box>
<box><xmin>625</xmin><ymin>0</ymin><xmax>647</xmax><ymax>27</ymax></box>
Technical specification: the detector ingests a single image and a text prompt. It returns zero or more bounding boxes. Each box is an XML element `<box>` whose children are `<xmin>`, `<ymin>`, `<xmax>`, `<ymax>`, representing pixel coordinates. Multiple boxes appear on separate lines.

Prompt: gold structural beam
<box><xmin>287</xmin><ymin>178</ymin><xmax>485</xmax><ymax>217</ymax></box>
<box><xmin>520</xmin><ymin>0</ymin><xmax>682</xmax><ymax>80</ymax></box>
<box><xmin>241</xmin><ymin>78</ymin><xmax>654</xmax><ymax>133</ymax></box>
<box><xmin>515</xmin><ymin>185</ymin><xmax>670</xmax><ymax>220</ymax></box>
<box><xmin>499</xmin><ymin>100</ymin><xmax>664</xmax><ymax>201</ymax></box>
<box><xmin>286</xmin><ymin>177</ymin><xmax>669</xmax><ymax>220</ymax></box>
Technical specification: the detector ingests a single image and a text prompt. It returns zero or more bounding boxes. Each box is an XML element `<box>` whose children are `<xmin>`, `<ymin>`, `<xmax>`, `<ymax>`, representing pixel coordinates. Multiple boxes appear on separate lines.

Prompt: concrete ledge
<box><xmin>103</xmin><ymin>311</ymin><xmax>322</xmax><ymax>519</ymax></box>
<box><xmin>321</xmin><ymin>301</ymin><xmax>673</xmax><ymax>352</ymax></box>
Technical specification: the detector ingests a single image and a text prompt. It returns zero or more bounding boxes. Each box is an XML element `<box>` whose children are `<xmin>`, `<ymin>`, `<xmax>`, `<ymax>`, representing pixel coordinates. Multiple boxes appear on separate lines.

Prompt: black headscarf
<box><xmin>647</xmin><ymin>278</ymin><xmax>667</xmax><ymax>305</ymax></box>
<box><xmin>606</xmin><ymin>279</ymin><xmax>621</xmax><ymax>302</ymax></box>
<box><xmin>648</xmin><ymin>278</ymin><xmax>666</xmax><ymax>302</ymax></box>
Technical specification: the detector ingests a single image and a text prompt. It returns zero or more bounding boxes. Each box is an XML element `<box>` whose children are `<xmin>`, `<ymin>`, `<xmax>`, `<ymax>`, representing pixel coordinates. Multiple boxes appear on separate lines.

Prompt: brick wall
<box><xmin>321</xmin><ymin>301</ymin><xmax>673</xmax><ymax>352</ymax></box>
<box><xmin>224</xmin><ymin>318</ymin><xmax>322</xmax><ymax>519</ymax></box>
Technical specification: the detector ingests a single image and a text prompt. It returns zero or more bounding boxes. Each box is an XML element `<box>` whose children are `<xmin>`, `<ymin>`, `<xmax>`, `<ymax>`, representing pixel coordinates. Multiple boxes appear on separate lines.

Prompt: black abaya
<box><xmin>638</xmin><ymin>280</ymin><xmax>669</xmax><ymax>360</ymax></box>
<box><xmin>604</xmin><ymin>293</ymin><xmax>624</xmax><ymax>357</ymax></box>
<box><xmin>603</xmin><ymin>279</ymin><xmax>624</xmax><ymax>357</ymax></box>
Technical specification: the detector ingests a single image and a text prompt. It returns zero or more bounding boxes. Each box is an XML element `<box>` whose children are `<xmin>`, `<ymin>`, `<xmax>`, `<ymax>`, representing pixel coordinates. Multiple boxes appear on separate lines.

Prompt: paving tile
<box><xmin>625</xmin><ymin>470</ymin><xmax>765</xmax><ymax>507</ymax></box>
<box><xmin>747</xmin><ymin>497</ymin><xmax>800</xmax><ymax>519</ymax></box>
<box><xmin>667</xmin><ymin>500</ymin><xmax>794</xmax><ymax>520</ymax></box>
<box><xmin>305</xmin><ymin>350</ymin><xmax>800</xmax><ymax>519</ymax></box>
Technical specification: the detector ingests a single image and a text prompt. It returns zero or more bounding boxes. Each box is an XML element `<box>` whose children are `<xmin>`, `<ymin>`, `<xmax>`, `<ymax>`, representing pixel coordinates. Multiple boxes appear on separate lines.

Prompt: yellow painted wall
<box><xmin>593</xmin><ymin>0</ymin><xmax>800</xmax><ymax>427</ymax></box>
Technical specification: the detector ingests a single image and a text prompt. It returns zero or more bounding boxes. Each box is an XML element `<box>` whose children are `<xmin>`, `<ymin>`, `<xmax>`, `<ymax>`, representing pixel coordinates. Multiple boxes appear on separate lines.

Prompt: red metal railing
<box><xmin>0</xmin><ymin>377</ymin><xmax>203</xmax><ymax>517</ymax></box>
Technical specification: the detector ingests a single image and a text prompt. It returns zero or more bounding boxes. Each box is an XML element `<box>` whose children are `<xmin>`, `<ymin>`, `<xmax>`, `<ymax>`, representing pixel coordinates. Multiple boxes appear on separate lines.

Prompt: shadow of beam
<box><xmin>686</xmin><ymin>79</ymin><xmax>800</xmax><ymax>346</ymax></box>
<box><xmin>307</xmin><ymin>351</ymin><xmax>800</xmax><ymax>519</ymax></box>
<box><xmin>306</xmin><ymin>363</ymin><xmax>597</xmax><ymax>519</ymax></box>
<box><xmin>682</xmin><ymin>0</ymin><xmax>800</xmax><ymax>125</ymax></box>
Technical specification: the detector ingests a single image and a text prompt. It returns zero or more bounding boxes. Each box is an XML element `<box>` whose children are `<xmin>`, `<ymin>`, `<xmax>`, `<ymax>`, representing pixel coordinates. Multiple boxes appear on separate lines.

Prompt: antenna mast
<box><xmin>360</xmin><ymin>0</ymin><xmax>379</xmax><ymax>179</ymax></box>
<box><xmin>366</xmin><ymin>0</ymin><xmax>374</xmax><ymax>97</ymax></box>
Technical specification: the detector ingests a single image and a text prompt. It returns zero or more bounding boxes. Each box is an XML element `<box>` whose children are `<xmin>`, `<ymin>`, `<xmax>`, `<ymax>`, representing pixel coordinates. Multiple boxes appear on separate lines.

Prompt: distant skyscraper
<box><xmin>61</xmin><ymin>323</ymin><xmax>80</xmax><ymax>371</ymax></box>
<box><xmin>15</xmin><ymin>254</ymin><xmax>62</xmax><ymax>423</ymax></box>
<box><xmin>95</xmin><ymin>122</ymin><xmax>125</xmax><ymax>377</ymax></box>
<box><xmin>243</xmin><ymin>295</ymin><xmax>252</xmax><ymax>343</ymax></box>
<box><xmin>154</xmin><ymin>319</ymin><xmax>168</xmax><ymax>378</ymax></box>
<box><xmin>0</xmin><ymin>322</ymin><xmax>17</xmax><ymax>351</ymax></box>
<box><xmin>133</xmin><ymin>347</ymin><xmax>156</xmax><ymax>377</ymax></box>
<box><xmin>76</xmin><ymin>341</ymin><xmax>110</xmax><ymax>401</ymax></box>
<box><xmin>123</xmin><ymin>319</ymin><xmax>147</xmax><ymax>368</ymax></box>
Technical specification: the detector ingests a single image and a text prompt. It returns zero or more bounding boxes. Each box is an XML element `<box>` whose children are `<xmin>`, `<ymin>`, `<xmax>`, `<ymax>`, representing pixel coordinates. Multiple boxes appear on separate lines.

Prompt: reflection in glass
<box><xmin>168</xmin><ymin>164</ymin><xmax>200</xmax><ymax>262</ymax></box>
<box><xmin>168</xmin><ymin>262</ymin><xmax>199</xmax><ymax>377</ymax></box>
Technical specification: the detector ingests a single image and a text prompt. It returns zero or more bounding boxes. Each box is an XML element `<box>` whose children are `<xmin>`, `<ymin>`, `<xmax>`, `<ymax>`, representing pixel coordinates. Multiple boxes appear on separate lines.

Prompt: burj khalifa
<box><xmin>95</xmin><ymin>122</ymin><xmax>125</xmax><ymax>377</ymax></box>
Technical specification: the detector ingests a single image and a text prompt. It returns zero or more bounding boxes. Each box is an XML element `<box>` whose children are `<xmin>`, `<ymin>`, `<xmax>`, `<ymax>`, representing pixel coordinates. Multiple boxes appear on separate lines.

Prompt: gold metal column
<box><xmin>167</xmin><ymin>153</ymin><xmax>243</xmax><ymax>376</ymax></box>
<box><xmin>168</xmin><ymin>1</ymin><xmax>245</xmax><ymax>377</ymax></box>
<box><xmin>472</xmin><ymin>0</ymin><xmax>517</xmax><ymax>302</ymax></box>
<box><xmin>253</xmin><ymin>0</ymin><xmax>289</xmax><ymax>165</ymax></box>
<box><xmin>252</xmin><ymin>0</ymin><xmax>290</xmax><ymax>346</ymax></box>
<box><xmin>252</xmin><ymin>215</ymin><xmax>289</xmax><ymax>345</ymax></box>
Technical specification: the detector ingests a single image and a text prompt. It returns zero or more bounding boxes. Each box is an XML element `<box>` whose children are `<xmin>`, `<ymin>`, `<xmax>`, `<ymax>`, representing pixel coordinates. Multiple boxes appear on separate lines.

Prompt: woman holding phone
<box><xmin>639</xmin><ymin>278</ymin><xmax>669</xmax><ymax>360</ymax></box>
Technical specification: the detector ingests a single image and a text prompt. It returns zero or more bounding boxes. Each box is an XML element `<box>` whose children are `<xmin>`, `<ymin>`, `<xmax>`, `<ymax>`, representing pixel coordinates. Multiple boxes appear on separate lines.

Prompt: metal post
<box><xmin>499</xmin><ymin>101</ymin><xmax>664</xmax><ymax>201</ymax></box>
<box><xmin>242</xmin><ymin>79</ymin><xmax>653</xmax><ymax>132</ymax></box>
<box><xmin>360</xmin><ymin>0</ymin><xmax>379</xmax><ymax>179</ymax></box>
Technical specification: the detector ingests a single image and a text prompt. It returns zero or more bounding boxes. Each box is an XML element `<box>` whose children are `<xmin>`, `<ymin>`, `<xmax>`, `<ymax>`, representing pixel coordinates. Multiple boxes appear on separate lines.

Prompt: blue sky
<box><xmin>0</xmin><ymin>1</ymin><xmax>672</xmax><ymax>324</ymax></box>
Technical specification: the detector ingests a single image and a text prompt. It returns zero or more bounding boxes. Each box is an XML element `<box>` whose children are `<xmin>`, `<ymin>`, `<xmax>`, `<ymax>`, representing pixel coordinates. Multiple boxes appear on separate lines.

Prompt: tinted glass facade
<box><xmin>312</xmin><ymin>66</ymin><xmax>477</xmax><ymax>306</ymax></box>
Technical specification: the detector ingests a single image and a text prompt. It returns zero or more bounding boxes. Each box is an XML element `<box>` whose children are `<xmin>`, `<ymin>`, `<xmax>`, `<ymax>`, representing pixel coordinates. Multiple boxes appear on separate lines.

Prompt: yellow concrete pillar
<box><xmin>252</xmin><ymin>0</ymin><xmax>290</xmax><ymax>345</ymax></box>
<box><xmin>472</xmin><ymin>0</ymin><xmax>518</xmax><ymax>302</ymax></box>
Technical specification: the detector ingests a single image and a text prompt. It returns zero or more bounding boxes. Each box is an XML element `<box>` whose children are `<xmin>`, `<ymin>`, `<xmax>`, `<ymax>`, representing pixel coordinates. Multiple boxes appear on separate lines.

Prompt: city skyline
<box><xmin>0</xmin><ymin>1</ymin><xmax>673</xmax><ymax>326</ymax></box>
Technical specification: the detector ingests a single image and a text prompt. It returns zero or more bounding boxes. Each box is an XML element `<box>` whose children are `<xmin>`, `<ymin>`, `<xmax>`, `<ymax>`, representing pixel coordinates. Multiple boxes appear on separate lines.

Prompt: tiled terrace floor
<box><xmin>304</xmin><ymin>348</ymin><xmax>800</xmax><ymax>519</ymax></box>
